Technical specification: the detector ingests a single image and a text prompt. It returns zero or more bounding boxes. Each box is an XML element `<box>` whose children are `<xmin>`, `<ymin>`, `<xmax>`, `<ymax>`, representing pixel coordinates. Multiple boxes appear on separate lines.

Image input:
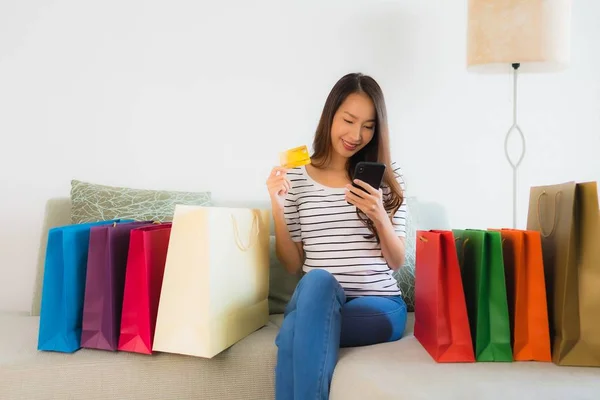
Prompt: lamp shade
<box><xmin>467</xmin><ymin>0</ymin><xmax>572</xmax><ymax>73</ymax></box>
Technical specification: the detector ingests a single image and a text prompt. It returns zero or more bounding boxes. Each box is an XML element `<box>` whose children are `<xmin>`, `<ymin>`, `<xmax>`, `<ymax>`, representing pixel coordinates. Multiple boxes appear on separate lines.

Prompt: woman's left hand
<box><xmin>345</xmin><ymin>180</ymin><xmax>388</xmax><ymax>225</ymax></box>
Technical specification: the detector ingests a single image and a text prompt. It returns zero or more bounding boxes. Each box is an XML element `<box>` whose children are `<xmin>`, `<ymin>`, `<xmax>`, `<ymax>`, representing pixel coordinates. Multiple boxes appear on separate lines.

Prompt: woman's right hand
<box><xmin>266</xmin><ymin>167</ymin><xmax>291</xmax><ymax>211</ymax></box>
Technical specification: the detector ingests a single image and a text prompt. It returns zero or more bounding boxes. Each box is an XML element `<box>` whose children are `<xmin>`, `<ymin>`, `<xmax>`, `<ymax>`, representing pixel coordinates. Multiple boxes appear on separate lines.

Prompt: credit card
<box><xmin>280</xmin><ymin>145</ymin><xmax>311</xmax><ymax>168</ymax></box>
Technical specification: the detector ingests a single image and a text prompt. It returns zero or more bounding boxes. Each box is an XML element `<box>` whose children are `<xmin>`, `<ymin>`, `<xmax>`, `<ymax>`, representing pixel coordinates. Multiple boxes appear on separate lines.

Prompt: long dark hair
<box><xmin>311</xmin><ymin>73</ymin><xmax>404</xmax><ymax>240</ymax></box>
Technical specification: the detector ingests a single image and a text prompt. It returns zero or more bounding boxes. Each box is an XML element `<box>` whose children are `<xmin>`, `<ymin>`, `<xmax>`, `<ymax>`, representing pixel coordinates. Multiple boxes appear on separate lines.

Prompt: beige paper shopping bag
<box><xmin>527</xmin><ymin>181</ymin><xmax>600</xmax><ymax>366</ymax></box>
<box><xmin>152</xmin><ymin>205</ymin><xmax>270</xmax><ymax>358</ymax></box>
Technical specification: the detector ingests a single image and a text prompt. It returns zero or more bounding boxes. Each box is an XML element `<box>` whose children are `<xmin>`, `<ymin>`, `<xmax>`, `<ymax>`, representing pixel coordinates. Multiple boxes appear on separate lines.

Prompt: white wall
<box><xmin>1</xmin><ymin>0</ymin><xmax>599</xmax><ymax>313</ymax></box>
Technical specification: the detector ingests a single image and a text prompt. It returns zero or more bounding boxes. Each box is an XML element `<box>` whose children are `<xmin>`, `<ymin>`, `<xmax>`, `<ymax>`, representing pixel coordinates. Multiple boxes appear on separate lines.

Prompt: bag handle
<box><xmin>454</xmin><ymin>237</ymin><xmax>470</xmax><ymax>266</ymax></box>
<box><xmin>419</xmin><ymin>234</ymin><xmax>470</xmax><ymax>261</ymax></box>
<box><xmin>537</xmin><ymin>190</ymin><xmax>561</xmax><ymax>238</ymax></box>
<box><xmin>231</xmin><ymin>212</ymin><xmax>260</xmax><ymax>251</ymax></box>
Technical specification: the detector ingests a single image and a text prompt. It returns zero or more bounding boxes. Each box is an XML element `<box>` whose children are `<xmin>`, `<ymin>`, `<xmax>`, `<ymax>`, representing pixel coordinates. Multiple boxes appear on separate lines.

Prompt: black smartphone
<box><xmin>352</xmin><ymin>161</ymin><xmax>386</xmax><ymax>194</ymax></box>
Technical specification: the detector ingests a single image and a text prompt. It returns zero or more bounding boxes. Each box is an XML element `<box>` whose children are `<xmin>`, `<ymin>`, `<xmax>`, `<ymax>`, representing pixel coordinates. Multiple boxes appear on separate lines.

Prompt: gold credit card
<box><xmin>280</xmin><ymin>145</ymin><xmax>311</xmax><ymax>168</ymax></box>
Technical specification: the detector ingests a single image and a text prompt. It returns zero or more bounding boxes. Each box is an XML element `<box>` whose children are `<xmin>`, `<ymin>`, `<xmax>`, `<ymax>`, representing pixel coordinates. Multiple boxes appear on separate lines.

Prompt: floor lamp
<box><xmin>466</xmin><ymin>0</ymin><xmax>572</xmax><ymax>228</ymax></box>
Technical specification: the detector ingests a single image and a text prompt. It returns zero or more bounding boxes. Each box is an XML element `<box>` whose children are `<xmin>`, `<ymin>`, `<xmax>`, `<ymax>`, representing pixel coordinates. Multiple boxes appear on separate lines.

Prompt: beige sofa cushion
<box><xmin>331</xmin><ymin>315</ymin><xmax>600</xmax><ymax>400</ymax></box>
<box><xmin>0</xmin><ymin>313</ymin><xmax>278</xmax><ymax>400</ymax></box>
<box><xmin>3</xmin><ymin>313</ymin><xmax>600</xmax><ymax>400</ymax></box>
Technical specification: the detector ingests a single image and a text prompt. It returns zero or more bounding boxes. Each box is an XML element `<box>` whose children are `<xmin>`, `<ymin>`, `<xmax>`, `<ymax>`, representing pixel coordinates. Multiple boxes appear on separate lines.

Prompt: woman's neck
<box><xmin>316</xmin><ymin>152</ymin><xmax>348</xmax><ymax>173</ymax></box>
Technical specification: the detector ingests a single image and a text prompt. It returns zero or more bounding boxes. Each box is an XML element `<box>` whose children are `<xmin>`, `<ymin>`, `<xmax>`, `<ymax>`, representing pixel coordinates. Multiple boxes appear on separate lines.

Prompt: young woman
<box><xmin>266</xmin><ymin>73</ymin><xmax>408</xmax><ymax>400</ymax></box>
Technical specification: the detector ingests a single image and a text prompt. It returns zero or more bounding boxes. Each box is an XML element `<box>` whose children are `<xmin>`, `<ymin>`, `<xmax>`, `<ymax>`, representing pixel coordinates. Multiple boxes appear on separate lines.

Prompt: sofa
<box><xmin>1</xmin><ymin>195</ymin><xmax>600</xmax><ymax>400</ymax></box>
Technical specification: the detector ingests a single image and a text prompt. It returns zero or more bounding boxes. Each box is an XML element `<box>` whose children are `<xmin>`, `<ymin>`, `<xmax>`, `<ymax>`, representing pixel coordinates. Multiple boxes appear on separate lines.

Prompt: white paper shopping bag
<box><xmin>152</xmin><ymin>205</ymin><xmax>270</xmax><ymax>358</ymax></box>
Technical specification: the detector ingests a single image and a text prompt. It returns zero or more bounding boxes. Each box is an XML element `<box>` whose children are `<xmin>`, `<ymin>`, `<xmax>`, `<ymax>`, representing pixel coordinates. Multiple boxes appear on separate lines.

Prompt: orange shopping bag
<box><xmin>493</xmin><ymin>228</ymin><xmax>551</xmax><ymax>361</ymax></box>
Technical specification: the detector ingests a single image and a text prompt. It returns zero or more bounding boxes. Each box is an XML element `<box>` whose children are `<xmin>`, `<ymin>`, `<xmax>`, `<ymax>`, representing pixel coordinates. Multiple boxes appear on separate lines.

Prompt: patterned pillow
<box><xmin>70</xmin><ymin>179</ymin><xmax>211</xmax><ymax>224</ymax></box>
<box><xmin>393</xmin><ymin>197</ymin><xmax>417</xmax><ymax>312</ymax></box>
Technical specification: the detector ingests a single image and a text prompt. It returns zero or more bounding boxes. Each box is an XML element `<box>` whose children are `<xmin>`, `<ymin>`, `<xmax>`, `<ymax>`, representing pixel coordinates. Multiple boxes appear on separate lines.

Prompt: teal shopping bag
<box><xmin>37</xmin><ymin>219</ymin><xmax>132</xmax><ymax>353</ymax></box>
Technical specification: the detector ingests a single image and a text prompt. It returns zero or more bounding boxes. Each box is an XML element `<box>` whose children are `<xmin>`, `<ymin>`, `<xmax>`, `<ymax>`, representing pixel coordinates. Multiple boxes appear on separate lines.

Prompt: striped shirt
<box><xmin>283</xmin><ymin>162</ymin><xmax>407</xmax><ymax>297</ymax></box>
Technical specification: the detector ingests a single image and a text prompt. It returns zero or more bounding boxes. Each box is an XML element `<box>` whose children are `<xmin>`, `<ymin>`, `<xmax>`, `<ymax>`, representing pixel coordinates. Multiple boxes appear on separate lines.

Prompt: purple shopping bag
<box><xmin>81</xmin><ymin>221</ymin><xmax>154</xmax><ymax>351</ymax></box>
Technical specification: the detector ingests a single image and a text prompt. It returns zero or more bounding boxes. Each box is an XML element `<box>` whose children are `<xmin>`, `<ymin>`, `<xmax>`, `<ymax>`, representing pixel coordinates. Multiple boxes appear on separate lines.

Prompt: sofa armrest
<box><xmin>30</xmin><ymin>197</ymin><xmax>72</xmax><ymax>316</ymax></box>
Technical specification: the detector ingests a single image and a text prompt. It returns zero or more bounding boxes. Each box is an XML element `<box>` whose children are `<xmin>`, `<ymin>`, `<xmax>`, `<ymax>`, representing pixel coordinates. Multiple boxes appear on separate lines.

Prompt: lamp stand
<box><xmin>504</xmin><ymin>63</ymin><xmax>526</xmax><ymax>228</ymax></box>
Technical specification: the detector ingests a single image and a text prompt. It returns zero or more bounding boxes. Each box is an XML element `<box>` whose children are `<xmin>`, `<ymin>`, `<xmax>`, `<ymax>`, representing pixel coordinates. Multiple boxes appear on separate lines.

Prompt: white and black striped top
<box><xmin>284</xmin><ymin>162</ymin><xmax>407</xmax><ymax>297</ymax></box>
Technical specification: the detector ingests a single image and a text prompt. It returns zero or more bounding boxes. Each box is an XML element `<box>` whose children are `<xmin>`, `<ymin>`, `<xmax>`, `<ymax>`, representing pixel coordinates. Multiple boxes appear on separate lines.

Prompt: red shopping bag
<box><xmin>414</xmin><ymin>230</ymin><xmax>475</xmax><ymax>363</ymax></box>
<box><xmin>118</xmin><ymin>223</ymin><xmax>172</xmax><ymax>354</ymax></box>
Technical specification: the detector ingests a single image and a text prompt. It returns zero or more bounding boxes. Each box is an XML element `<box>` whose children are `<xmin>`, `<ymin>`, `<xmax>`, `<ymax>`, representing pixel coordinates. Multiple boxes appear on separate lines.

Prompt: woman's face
<box><xmin>330</xmin><ymin>92</ymin><xmax>376</xmax><ymax>159</ymax></box>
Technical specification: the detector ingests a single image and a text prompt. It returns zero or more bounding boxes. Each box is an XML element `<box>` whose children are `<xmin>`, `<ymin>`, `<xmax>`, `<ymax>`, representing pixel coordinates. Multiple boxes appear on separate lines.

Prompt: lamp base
<box><xmin>504</xmin><ymin>63</ymin><xmax>526</xmax><ymax>229</ymax></box>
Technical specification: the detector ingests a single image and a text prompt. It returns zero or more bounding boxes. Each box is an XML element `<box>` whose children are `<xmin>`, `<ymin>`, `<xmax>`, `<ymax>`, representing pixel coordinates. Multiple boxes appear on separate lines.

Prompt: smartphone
<box><xmin>352</xmin><ymin>161</ymin><xmax>386</xmax><ymax>193</ymax></box>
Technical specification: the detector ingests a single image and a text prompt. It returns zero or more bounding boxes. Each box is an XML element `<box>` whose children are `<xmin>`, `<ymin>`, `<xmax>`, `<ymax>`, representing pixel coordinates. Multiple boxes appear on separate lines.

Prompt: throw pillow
<box><xmin>268</xmin><ymin>236</ymin><xmax>302</xmax><ymax>314</ymax></box>
<box><xmin>393</xmin><ymin>197</ymin><xmax>417</xmax><ymax>312</ymax></box>
<box><xmin>70</xmin><ymin>179</ymin><xmax>211</xmax><ymax>224</ymax></box>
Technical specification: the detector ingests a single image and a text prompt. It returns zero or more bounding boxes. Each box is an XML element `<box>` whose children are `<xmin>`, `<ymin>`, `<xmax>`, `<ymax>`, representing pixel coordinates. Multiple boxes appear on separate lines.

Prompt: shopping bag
<box><xmin>492</xmin><ymin>229</ymin><xmax>551</xmax><ymax>361</ymax></box>
<box><xmin>118</xmin><ymin>223</ymin><xmax>172</xmax><ymax>354</ymax></box>
<box><xmin>453</xmin><ymin>229</ymin><xmax>513</xmax><ymax>362</ymax></box>
<box><xmin>80</xmin><ymin>221</ymin><xmax>153</xmax><ymax>351</ymax></box>
<box><xmin>37</xmin><ymin>219</ymin><xmax>130</xmax><ymax>353</ymax></box>
<box><xmin>527</xmin><ymin>181</ymin><xmax>600</xmax><ymax>366</ymax></box>
<box><xmin>414</xmin><ymin>230</ymin><xmax>475</xmax><ymax>362</ymax></box>
<box><xmin>152</xmin><ymin>205</ymin><xmax>270</xmax><ymax>358</ymax></box>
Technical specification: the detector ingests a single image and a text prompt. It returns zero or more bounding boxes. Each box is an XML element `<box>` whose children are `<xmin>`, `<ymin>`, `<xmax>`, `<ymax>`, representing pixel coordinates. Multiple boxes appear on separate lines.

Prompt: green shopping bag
<box><xmin>453</xmin><ymin>229</ymin><xmax>513</xmax><ymax>362</ymax></box>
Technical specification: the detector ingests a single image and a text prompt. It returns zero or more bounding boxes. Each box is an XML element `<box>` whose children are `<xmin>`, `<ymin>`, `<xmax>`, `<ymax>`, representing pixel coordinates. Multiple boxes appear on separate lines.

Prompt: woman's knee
<box><xmin>297</xmin><ymin>269</ymin><xmax>345</xmax><ymax>304</ymax></box>
<box><xmin>301</xmin><ymin>269</ymin><xmax>340</xmax><ymax>291</ymax></box>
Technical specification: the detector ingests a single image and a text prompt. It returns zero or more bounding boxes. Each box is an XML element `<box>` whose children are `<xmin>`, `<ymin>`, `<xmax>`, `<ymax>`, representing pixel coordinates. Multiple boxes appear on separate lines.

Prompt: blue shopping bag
<box><xmin>37</xmin><ymin>219</ymin><xmax>132</xmax><ymax>353</ymax></box>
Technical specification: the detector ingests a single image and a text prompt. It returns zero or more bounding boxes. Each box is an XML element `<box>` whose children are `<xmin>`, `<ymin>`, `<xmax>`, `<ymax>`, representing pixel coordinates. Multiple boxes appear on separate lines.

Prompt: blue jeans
<box><xmin>274</xmin><ymin>269</ymin><xmax>407</xmax><ymax>400</ymax></box>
